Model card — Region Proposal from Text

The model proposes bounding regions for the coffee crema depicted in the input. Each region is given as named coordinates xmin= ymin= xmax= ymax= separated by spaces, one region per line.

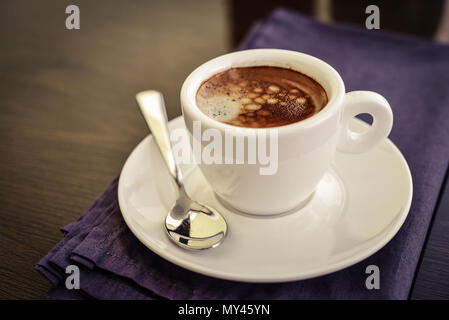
xmin=196 ymin=66 xmax=328 ymax=128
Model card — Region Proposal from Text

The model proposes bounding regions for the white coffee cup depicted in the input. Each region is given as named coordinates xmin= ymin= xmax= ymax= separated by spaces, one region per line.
xmin=181 ymin=49 xmax=393 ymax=215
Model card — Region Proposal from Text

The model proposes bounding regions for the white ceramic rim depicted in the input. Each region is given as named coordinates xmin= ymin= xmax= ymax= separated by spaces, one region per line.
xmin=118 ymin=117 xmax=413 ymax=283
xmin=180 ymin=48 xmax=346 ymax=135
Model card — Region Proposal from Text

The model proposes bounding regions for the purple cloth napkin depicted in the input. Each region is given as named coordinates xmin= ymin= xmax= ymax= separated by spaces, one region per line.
xmin=36 ymin=9 xmax=449 ymax=299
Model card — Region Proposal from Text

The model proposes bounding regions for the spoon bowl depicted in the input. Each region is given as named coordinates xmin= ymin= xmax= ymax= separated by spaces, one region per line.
xmin=165 ymin=189 xmax=227 ymax=249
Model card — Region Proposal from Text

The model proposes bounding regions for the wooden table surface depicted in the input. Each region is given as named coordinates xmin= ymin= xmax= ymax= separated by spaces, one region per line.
xmin=0 ymin=0 xmax=448 ymax=299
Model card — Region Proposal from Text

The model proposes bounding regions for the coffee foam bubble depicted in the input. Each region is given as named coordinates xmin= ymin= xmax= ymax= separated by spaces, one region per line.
xmin=196 ymin=66 xmax=328 ymax=128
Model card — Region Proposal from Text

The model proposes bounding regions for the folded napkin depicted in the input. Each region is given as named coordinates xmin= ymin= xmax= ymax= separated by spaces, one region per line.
xmin=37 ymin=8 xmax=449 ymax=299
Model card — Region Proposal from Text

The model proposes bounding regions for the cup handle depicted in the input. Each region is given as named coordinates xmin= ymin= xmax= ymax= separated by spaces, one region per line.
xmin=337 ymin=91 xmax=393 ymax=153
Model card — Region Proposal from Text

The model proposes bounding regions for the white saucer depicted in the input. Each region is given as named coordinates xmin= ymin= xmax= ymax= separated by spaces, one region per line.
xmin=118 ymin=117 xmax=412 ymax=283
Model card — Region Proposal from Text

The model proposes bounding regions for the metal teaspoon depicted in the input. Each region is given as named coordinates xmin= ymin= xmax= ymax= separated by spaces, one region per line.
xmin=136 ymin=90 xmax=227 ymax=250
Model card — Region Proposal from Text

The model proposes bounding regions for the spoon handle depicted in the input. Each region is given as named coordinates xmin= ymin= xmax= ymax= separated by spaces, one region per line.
xmin=136 ymin=90 xmax=183 ymax=190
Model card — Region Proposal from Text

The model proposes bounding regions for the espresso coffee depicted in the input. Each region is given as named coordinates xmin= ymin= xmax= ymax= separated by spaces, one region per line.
xmin=196 ymin=66 xmax=328 ymax=128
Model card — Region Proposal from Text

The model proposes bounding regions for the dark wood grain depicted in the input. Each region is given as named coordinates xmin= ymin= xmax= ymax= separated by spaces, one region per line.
xmin=411 ymin=169 xmax=449 ymax=300
xmin=0 ymin=0 xmax=229 ymax=299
